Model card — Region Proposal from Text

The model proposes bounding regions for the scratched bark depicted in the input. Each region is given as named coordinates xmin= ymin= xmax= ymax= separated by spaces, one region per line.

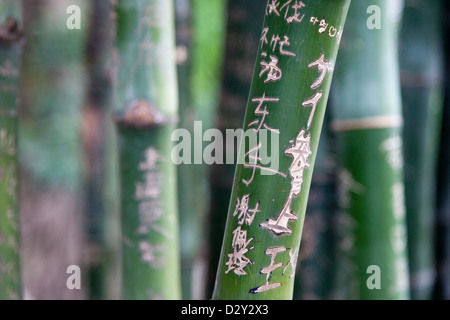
xmin=114 ymin=0 xmax=181 ymax=299
xmin=0 ymin=0 xmax=22 ymax=300
xmin=213 ymin=0 xmax=351 ymax=300
xmin=331 ymin=0 xmax=410 ymax=299
xmin=400 ymin=0 xmax=444 ymax=300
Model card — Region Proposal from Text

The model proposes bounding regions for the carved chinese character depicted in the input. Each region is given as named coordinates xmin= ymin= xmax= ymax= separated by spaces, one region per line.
xmin=243 ymin=143 xmax=286 ymax=186
xmin=279 ymin=36 xmax=296 ymax=56
xmin=308 ymin=53 xmax=334 ymax=90
xmin=266 ymin=0 xmax=280 ymax=16
xmin=260 ymin=55 xmax=282 ymax=83
xmin=260 ymin=130 xmax=311 ymax=235
xmin=139 ymin=241 xmax=167 ymax=269
xmin=225 ymin=226 xmax=255 ymax=276
xmin=250 ymin=246 xmax=286 ymax=293
xmin=302 ymin=91 xmax=323 ymax=130
xmin=286 ymin=1 xmax=305 ymax=24
xmin=248 ymin=93 xmax=280 ymax=134
xmin=233 ymin=194 xmax=261 ymax=226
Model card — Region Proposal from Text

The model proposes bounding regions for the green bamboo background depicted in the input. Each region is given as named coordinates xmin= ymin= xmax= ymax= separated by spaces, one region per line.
xmin=0 ymin=0 xmax=448 ymax=301
xmin=0 ymin=0 xmax=22 ymax=300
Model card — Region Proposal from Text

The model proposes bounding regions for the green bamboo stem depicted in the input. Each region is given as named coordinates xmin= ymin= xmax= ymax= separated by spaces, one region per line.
xmin=213 ymin=0 xmax=350 ymax=300
xmin=331 ymin=0 xmax=410 ymax=299
xmin=114 ymin=0 xmax=181 ymax=299
xmin=0 ymin=0 xmax=22 ymax=300
xmin=175 ymin=0 xmax=226 ymax=299
xmin=206 ymin=0 xmax=267 ymax=298
xmin=399 ymin=0 xmax=444 ymax=300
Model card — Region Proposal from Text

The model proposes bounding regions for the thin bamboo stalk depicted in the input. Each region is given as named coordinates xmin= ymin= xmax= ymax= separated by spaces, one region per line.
xmin=213 ymin=0 xmax=351 ymax=300
xmin=331 ymin=0 xmax=410 ymax=299
xmin=175 ymin=0 xmax=226 ymax=299
xmin=114 ymin=0 xmax=181 ymax=299
xmin=206 ymin=0 xmax=267 ymax=298
xmin=399 ymin=0 xmax=444 ymax=300
xmin=0 ymin=0 xmax=22 ymax=300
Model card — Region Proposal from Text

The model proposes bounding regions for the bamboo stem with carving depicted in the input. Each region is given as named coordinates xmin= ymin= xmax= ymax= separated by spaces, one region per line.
xmin=213 ymin=0 xmax=351 ymax=300
xmin=330 ymin=0 xmax=410 ymax=299
xmin=0 ymin=0 xmax=22 ymax=300
xmin=114 ymin=0 xmax=181 ymax=299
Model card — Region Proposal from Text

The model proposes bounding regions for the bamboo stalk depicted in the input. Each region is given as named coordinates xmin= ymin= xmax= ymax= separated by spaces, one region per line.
xmin=399 ymin=0 xmax=444 ymax=300
xmin=205 ymin=0 xmax=267 ymax=298
xmin=213 ymin=0 xmax=350 ymax=300
xmin=0 ymin=0 xmax=22 ymax=300
xmin=330 ymin=0 xmax=410 ymax=299
xmin=175 ymin=0 xmax=226 ymax=299
xmin=435 ymin=0 xmax=450 ymax=301
xmin=114 ymin=0 xmax=181 ymax=299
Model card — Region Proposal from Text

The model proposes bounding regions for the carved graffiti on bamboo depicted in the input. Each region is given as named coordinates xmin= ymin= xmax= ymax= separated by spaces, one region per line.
xmin=302 ymin=53 xmax=334 ymax=129
xmin=0 ymin=129 xmax=15 ymax=156
xmin=233 ymin=194 xmax=261 ymax=227
xmin=135 ymin=147 xmax=170 ymax=268
xmin=260 ymin=129 xmax=311 ymax=235
xmin=259 ymin=55 xmax=282 ymax=83
xmin=134 ymin=4 xmax=164 ymax=69
xmin=310 ymin=16 xmax=344 ymax=42
xmin=260 ymin=53 xmax=332 ymax=236
xmin=260 ymin=27 xmax=296 ymax=57
xmin=1 ymin=125 xmax=17 ymax=206
xmin=225 ymin=195 xmax=260 ymax=276
xmin=243 ymin=143 xmax=287 ymax=186
xmin=259 ymin=27 xmax=296 ymax=83
xmin=139 ymin=241 xmax=167 ymax=269
xmin=248 ymin=93 xmax=280 ymax=134
xmin=266 ymin=0 xmax=306 ymax=24
xmin=250 ymin=245 xmax=301 ymax=294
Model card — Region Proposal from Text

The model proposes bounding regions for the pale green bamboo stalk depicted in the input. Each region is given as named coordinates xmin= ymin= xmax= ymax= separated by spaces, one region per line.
xmin=331 ymin=0 xmax=410 ymax=299
xmin=399 ymin=0 xmax=444 ymax=300
xmin=114 ymin=0 xmax=181 ymax=299
xmin=0 ymin=0 xmax=22 ymax=300
xmin=175 ymin=0 xmax=226 ymax=299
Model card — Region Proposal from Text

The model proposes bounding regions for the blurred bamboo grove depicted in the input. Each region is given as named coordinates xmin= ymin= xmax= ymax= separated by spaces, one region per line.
xmin=0 ymin=0 xmax=448 ymax=300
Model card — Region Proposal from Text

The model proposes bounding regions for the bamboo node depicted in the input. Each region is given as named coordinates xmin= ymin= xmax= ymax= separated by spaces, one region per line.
xmin=118 ymin=99 xmax=165 ymax=127
xmin=0 ymin=17 xmax=23 ymax=47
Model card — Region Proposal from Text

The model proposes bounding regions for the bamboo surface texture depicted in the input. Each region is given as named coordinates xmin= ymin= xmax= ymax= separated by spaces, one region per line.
xmin=213 ymin=0 xmax=351 ymax=300
xmin=331 ymin=0 xmax=410 ymax=299
xmin=400 ymin=0 xmax=444 ymax=300
xmin=0 ymin=0 xmax=22 ymax=300
xmin=114 ymin=0 xmax=181 ymax=299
